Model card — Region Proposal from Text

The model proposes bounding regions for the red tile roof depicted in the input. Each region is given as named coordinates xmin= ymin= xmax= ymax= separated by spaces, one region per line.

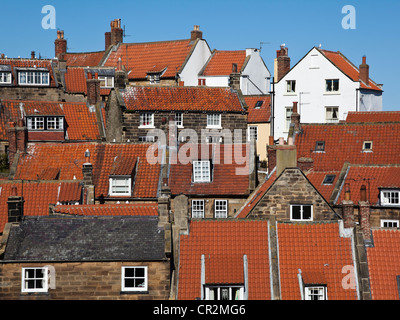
xmin=0 ymin=100 xmax=101 ymax=141
xmin=14 ymin=143 xmax=161 ymax=199
xmin=103 ymin=40 xmax=195 ymax=80
xmin=335 ymin=165 xmax=400 ymax=205
xmin=121 ymin=86 xmax=245 ymax=112
xmin=63 ymin=51 xmax=105 ymax=67
xmin=305 ymin=170 xmax=340 ymax=203
xmin=53 ymin=203 xmax=158 ymax=216
xmin=168 ymin=144 xmax=251 ymax=196
xmin=0 ymin=58 xmax=57 ymax=87
xmin=277 ymin=221 xmax=358 ymax=300
xmin=0 ymin=181 xmax=82 ymax=232
xmin=367 ymin=229 xmax=400 ymax=300
xmin=346 ymin=111 xmax=400 ymax=123
xmin=201 ymin=50 xmax=247 ymax=76
xmin=63 ymin=67 xmax=111 ymax=96
xmin=295 ymin=123 xmax=400 ymax=171
xmin=244 ymin=95 xmax=271 ymax=123
xmin=178 ymin=220 xmax=271 ymax=300
xmin=320 ymin=49 xmax=382 ymax=91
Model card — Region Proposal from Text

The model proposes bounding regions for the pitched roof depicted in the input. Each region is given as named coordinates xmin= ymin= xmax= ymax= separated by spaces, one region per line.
xmin=178 ymin=220 xmax=271 ymax=300
xmin=0 ymin=181 xmax=82 ymax=232
xmin=63 ymin=67 xmax=112 ymax=96
xmin=295 ymin=123 xmax=400 ymax=171
xmin=0 ymin=100 xmax=102 ymax=141
xmin=346 ymin=111 xmax=400 ymax=123
xmin=103 ymin=40 xmax=196 ymax=80
xmin=277 ymin=221 xmax=358 ymax=300
xmin=168 ymin=144 xmax=251 ymax=196
xmin=320 ymin=49 xmax=382 ymax=91
xmin=367 ymin=229 xmax=400 ymax=300
xmin=63 ymin=51 xmax=105 ymax=67
xmin=305 ymin=170 xmax=340 ymax=203
xmin=335 ymin=165 xmax=400 ymax=205
xmin=14 ymin=143 xmax=161 ymax=199
xmin=121 ymin=86 xmax=245 ymax=112
xmin=3 ymin=216 xmax=166 ymax=262
xmin=53 ymin=203 xmax=158 ymax=216
xmin=244 ymin=95 xmax=271 ymax=123
xmin=0 ymin=58 xmax=57 ymax=87
xmin=200 ymin=50 xmax=247 ymax=76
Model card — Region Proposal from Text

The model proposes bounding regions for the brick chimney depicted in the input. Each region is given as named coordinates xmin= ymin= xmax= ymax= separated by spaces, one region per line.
xmin=110 ymin=19 xmax=123 ymax=46
xmin=55 ymin=30 xmax=67 ymax=59
xmin=342 ymin=183 xmax=355 ymax=228
xmin=7 ymin=120 xmax=27 ymax=168
xmin=359 ymin=185 xmax=371 ymax=240
xmin=191 ymin=25 xmax=203 ymax=41
xmin=229 ymin=63 xmax=241 ymax=91
xmin=359 ymin=56 xmax=369 ymax=86
xmin=86 ymin=72 xmax=101 ymax=105
xmin=7 ymin=186 xmax=24 ymax=223
xmin=105 ymin=32 xmax=111 ymax=50
xmin=31 ymin=51 xmax=35 ymax=59
xmin=115 ymin=57 xmax=126 ymax=89
xmin=290 ymin=101 xmax=300 ymax=132
xmin=274 ymin=45 xmax=290 ymax=82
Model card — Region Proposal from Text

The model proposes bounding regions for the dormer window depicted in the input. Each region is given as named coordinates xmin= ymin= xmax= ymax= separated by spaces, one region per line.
xmin=148 ymin=73 xmax=160 ymax=85
xmin=193 ymin=160 xmax=211 ymax=182
xmin=363 ymin=141 xmax=373 ymax=152
xmin=204 ymin=286 xmax=244 ymax=300
xmin=305 ymin=286 xmax=327 ymax=300
xmin=380 ymin=189 xmax=400 ymax=206
xmin=18 ymin=70 xmax=49 ymax=86
xmin=314 ymin=141 xmax=325 ymax=152
xmin=98 ymin=76 xmax=114 ymax=88
xmin=27 ymin=116 xmax=64 ymax=131
xmin=0 ymin=71 xmax=11 ymax=84
xmin=109 ymin=177 xmax=132 ymax=196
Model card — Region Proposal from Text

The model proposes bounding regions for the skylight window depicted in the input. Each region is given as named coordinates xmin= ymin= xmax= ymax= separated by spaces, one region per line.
xmin=362 ymin=141 xmax=373 ymax=152
xmin=314 ymin=141 xmax=325 ymax=152
xmin=255 ymin=100 xmax=264 ymax=109
xmin=323 ymin=174 xmax=336 ymax=185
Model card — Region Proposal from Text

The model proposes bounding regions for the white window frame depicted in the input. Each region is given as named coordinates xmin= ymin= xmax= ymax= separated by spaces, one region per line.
xmin=362 ymin=141 xmax=373 ymax=152
xmin=290 ymin=204 xmax=313 ymax=221
xmin=149 ymin=74 xmax=160 ymax=85
xmin=175 ymin=112 xmax=183 ymax=128
xmin=248 ymin=126 xmax=258 ymax=142
xmin=0 ymin=71 xmax=12 ymax=84
xmin=18 ymin=71 xmax=49 ymax=86
xmin=204 ymin=285 xmax=244 ymax=300
xmin=207 ymin=113 xmax=221 ymax=129
xmin=326 ymin=107 xmax=339 ymax=123
xmin=21 ymin=267 xmax=49 ymax=293
xmin=98 ymin=76 xmax=114 ymax=88
xmin=286 ymin=80 xmax=296 ymax=93
xmin=138 ymin=135 xmax=155 ymax=142
xmin=285 ymin=107 xmax=293 ymax=131
xmin=381 ymin=219 xmax=399 ymax=228
xmin=47 ymin=117 xmax=64 ymax=130
xmin=214 ymin=200 xmax=228 ymax=218
xmin=305 ymin=286 xmax=327 ymax=300
xmin=121 ymin=266 xmax=148 ymax=292
xmin=193 ymin=161 xmax=211 ymax=183
xmin=192 ymin=200 xmax=205 ymax=218
xmin=109 ymin=177 xmax=132 ymax=196
xmin=381 ymin=190 xmax=400 ymax=206
xmin=325 ymin=79 xmax=339 ymax=92
xmin=27 ymin=117 xmax=45 ymax=130
xmin=139 ymin=112 xmax=154 ymax=128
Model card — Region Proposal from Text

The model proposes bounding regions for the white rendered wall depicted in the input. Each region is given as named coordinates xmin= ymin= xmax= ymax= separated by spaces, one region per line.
xmin=241 ymin=49 xmax=271 ymax=95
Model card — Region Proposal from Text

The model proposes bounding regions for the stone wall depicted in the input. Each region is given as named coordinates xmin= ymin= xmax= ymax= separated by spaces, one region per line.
xmin=0 ymin=261 xmax=170 ymax=300
xmin=249 ymin=168 xmax=337 ymax=221
xmin=0 ymin=87 xmax=86 ymax=103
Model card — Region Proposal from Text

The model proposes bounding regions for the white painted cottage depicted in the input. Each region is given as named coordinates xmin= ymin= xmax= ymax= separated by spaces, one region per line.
xmin=272 ymin=46 xmax=383 ymax=140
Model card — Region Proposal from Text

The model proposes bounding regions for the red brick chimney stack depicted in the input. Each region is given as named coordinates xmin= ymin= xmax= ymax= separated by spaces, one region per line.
xmin=274 ymin=45 xmax=290 ymax=82
xmin=191 ymin=25 xmax=203 ymax=41
xmin=86 ymin=72 xmax=100 ymax=105
xmin=359 ymin=185 xmax=371 ymax=240
xmin=359 ymin=55 xmax=369 ymax=86
xmin=55 ymin=30 xmax=67 ymax=59
xmin=290 ymin=101 xmax=300 ymax=132
xmin=110 ymin=19 xmax=123 ymax=46
xmin=342 ymin=183 xmax=355 ymax=228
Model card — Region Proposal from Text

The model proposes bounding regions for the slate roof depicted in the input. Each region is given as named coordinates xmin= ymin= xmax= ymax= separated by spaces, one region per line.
xmin=277 ymin=221 xmax=358 ymax=300
xmin=121 ymin=86 xmax=245 ymax=112
xmin=3 ymin=216 xmax=166 ymax=262
xmin=244 ymin=95 xmax=271 ymax=123
xmin=367 ymin=229 xmax=400 ymax=300
xmin=178 ymin=220 xmax=271 ymax=300
xmin=14 ymin=143 xmax=161 ymax=199
xmin=200 ymin=50 xmax=247 ymax=76
xmin=103 ymin=39 xmax=196 ymax=80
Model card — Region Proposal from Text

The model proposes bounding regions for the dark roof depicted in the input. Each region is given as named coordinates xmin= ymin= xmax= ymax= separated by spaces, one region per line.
xmin=3 ymin=216 xmax=166 ymax=262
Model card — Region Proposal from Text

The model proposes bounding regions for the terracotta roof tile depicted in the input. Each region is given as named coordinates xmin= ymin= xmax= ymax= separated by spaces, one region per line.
xmin=103 ymin=40 xmax=195 ymax=80
xmin=53 ymin=203 xmax=158 ymax=216
xmin=320 ymin=50 xmax=382 ymax=91
xmin=305 ymin=170 xmax=340 ymax=203
xmin=244 ymin=95 xmax=271 ymax=123
xmin=63 ymin=51 xmax=105 ymax=67
xmin=63 ymin=67 xmax=112 ymax=96
xmin=121 ymin=86 xmax=245 ymax=112
xmin=346 ymin=111 xmax=400 ymax=123
xmin=178 ymin=220 xmax=271 ymax=300
xmin=14 ymin=143 xmax=160 ymax=199
xmin=277 ymin=221 xmax=358 ymax=300
xmin=201 ymin=50 xmax=246 ymax=76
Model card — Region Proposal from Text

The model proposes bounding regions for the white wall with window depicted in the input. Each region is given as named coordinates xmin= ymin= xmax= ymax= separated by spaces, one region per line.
xmin=193 ymin=161 xmax=211 ymax=182
xmin=21 ymin=267 xmax=48 ymax=293
xmin=109 ymin=177 xmax=132 ymax=196
xmin=121 ymin=266 xmax=148 ymax=292
xmin=380 ymin=190 xmax=400 ymax=206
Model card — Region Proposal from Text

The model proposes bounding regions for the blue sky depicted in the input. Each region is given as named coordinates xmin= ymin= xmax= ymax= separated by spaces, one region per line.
xmin=1 ymin=0 xmax=399 ymax=111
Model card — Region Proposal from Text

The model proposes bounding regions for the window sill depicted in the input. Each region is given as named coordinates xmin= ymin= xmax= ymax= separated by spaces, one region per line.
xmin=206 ymin=126 xmax=222 ymax=130
xmin=284 ymin=93 xmax=297 ymax=96
xmin=323 ymin=92 xmax=341 ymax=95
xmin=138 ymin=125 xmax=155 ymax=129
xmin=120 ymin=290 xmax=149 ymax=295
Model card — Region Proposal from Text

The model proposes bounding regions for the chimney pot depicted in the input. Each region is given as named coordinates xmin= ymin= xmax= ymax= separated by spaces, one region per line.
xmin=344 ymin=183 xmax=351 ymax=201
xmin=31 ymin=51 xmax=35 ymax=59
xmin=292 ymin=101 xmax=298 ymax=114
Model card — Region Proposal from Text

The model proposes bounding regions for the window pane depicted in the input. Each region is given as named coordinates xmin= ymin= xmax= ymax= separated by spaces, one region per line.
xmin=303 ymin=205 xmax=312 ymax=220
xmin=135 ymin=267 xmax=145 ymax=278
xmin=125 ymin=268 xmax=135 ymax=278
xmin=292 ymin=205 xmax=301 ymax=220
